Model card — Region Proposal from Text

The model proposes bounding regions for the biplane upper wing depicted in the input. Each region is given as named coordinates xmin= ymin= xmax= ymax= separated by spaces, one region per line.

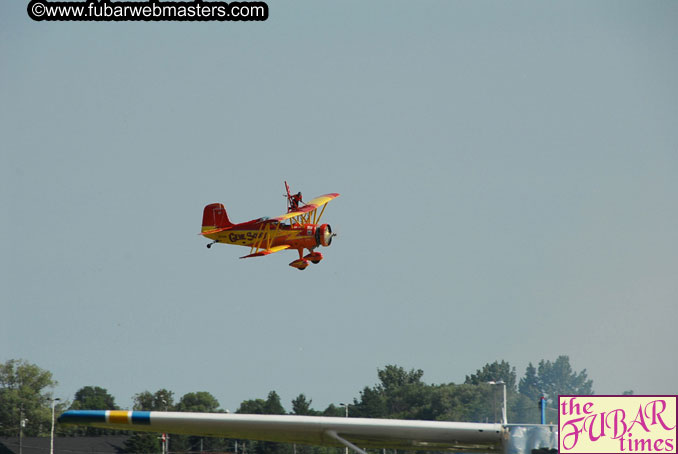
xmin=201 ymin=194 xmax=340 ymax=236
xmin=59 ymin=411 xmax=504 ymax=453
xmin=274 ymin=193 xmax=340 ymax=222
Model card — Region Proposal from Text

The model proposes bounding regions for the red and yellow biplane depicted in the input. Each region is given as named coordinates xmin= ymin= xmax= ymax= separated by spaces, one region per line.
xmin=201 ymin=182 xmax=339 ymax=270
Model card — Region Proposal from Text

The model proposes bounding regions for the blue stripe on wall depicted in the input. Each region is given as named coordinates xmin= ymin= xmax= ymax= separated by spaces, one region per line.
xmin=132 ymin=411 xmax=152 ymax=425
xmin=58 ymin=410 xmax=107 ymax=424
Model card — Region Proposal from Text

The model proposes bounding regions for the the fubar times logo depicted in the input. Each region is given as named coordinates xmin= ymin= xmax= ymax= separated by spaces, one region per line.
xmin=559 ymin=395 xmax=677 ymax=454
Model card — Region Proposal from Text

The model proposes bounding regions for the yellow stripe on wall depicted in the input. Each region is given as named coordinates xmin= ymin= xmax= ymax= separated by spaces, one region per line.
xmin=108 ymin=410 xmax=130 ymax=424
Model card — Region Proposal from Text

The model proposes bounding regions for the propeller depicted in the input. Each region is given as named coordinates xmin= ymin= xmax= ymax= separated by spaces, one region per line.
xmin=317 ymin=224 xmax=337 ymax=247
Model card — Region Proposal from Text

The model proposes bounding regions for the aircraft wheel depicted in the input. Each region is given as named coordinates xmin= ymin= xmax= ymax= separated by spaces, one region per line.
xmin=206 ymin=243 xmax=212 ymax=249
xmin=297 ymin=267 xmax=307 ymax=271
xmin=311 ymin=260 xmax=320 ymax=264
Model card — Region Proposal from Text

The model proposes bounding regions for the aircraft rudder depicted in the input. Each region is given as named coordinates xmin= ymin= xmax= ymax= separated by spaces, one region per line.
xmin=202 ymin=203 xmax=233 ymax=231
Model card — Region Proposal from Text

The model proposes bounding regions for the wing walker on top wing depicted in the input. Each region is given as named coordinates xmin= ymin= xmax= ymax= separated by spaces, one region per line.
xmin=200 ymin=182 xmax=339 ymax=270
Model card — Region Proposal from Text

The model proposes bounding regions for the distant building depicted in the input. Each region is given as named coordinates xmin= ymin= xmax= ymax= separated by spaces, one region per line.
xmin=0 ymin=437 xmax=128 ymax=454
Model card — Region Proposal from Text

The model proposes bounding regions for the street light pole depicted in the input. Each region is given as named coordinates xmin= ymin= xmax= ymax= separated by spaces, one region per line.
xmin=51 ymin=398 xmax=61 ymax=454
xmin=161 ymin=399 xmax=169 ymax=454
xmin=338 ymin=403 xmax=349 ymax=454
xmin=499 ymin=381 xmax=507 ymax=425
xmin=19 ymin=408 xmax=23 ymax=454
xmin=486 ymin=381 xmax=507 ymax=425
xmin=19 ymin=407 xmax=28 ymax=454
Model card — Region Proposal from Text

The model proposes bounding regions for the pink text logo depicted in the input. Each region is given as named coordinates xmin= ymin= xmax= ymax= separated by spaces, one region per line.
xmin=559 ymin=396 xmax=677 ymax=454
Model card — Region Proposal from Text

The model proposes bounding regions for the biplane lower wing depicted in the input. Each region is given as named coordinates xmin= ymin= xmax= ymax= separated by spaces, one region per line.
xmin=240 ymin=245 xmax=290 ymax=258
xmin=59 ymin=411 xmax=504 ymax=453
xmin=201 ymin=226 xmax=232 ymax=235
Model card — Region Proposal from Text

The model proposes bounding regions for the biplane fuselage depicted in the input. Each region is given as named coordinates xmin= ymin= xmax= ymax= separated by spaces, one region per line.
xmin=201 ymin=191 xmax=339 ymax=270
xmin=203 ymin=221 xmax=327 ymax=252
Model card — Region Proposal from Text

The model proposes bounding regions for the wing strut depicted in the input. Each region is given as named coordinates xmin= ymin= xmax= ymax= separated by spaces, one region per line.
xmin=325 ymin=431 xmax=369 ymax=454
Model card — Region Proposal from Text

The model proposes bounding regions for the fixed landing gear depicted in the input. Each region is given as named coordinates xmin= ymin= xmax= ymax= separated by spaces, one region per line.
xmin=289 ymin=258 xmax=309 ymax=270
xmin=304 ymin=251 xmax=323 ymax=264
xmin=290 ymin=251 xmax=323 ymax=269
xmin=206 ymin=240 xmax=218 ymax=249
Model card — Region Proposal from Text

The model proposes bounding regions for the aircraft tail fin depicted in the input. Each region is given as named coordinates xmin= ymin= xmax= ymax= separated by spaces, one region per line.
xmin=202 ymin=203 xmax=233 ymax=233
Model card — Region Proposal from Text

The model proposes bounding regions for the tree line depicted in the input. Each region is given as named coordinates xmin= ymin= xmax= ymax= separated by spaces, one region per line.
xmin=0 ymin=356 xmax=602 ymax=454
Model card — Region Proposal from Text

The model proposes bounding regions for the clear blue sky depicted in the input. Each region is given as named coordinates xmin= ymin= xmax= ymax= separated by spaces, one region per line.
xmin=2 ymin=1 xmax=677 ymax=413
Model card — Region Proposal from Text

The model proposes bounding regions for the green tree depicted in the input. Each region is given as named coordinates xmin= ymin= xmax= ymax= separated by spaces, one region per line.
xmin=237 ymin=392 xmax=289 ymax=454
xmin=172 ymin=392 xmax=227 ymax=453
xmin=175 ymin=392 xmax=220 ymax=413
xmin=133 ymin=389 xmax=175 ymax=411
xmin=352 ymin=365 xmax=426 ymax=419
xmin=238 ymin=398 xmax=267 ymax=414
xmin=519 ymin=356 xmax=593 ymax=405
xmin=125 ymin=389 xmax=175 ymax=454
xmin=386 ymin=380 xmax=431 ymax=419
xmin=321 ymin=403 xmax=344 ymax=417
xmin=464 ymin=360 xmax=517 ymax=391
xmin=0 ymin=359 xmax=57 ymax=436
xmin=514 ymin=363 xmax=545 ymax=423
xmin=71 ymin=386 xmax=118 ymax=410
xmin=291 ymin=394 xmax=318 ymax=416
xmin=263 ymin=391 xmax=285 ymax=415
xmin=237 ymin=391 xmax=286 ymax=415
xmin=433 ymin=384 xmax=490 ymax=422
xmin=290 ymin=395 xmax=320 ymax=454
xmin=124 ymin=432 xmax=161 ymax=454
xmin=377 ymin=365 xmax=424 ymax=391
xmin=351 ymin=386 xmax=386 ymax=418
xmin=518 ymin=363 xmax=541 ymax=401
xmin=69 ymin=386 xmax=119 ymax=435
